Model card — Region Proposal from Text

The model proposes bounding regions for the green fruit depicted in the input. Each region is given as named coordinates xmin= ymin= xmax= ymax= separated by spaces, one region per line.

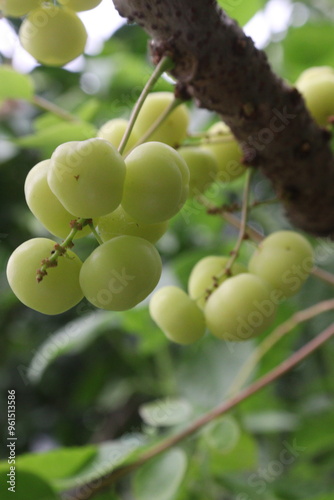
xmin=132 ymin=92 xmax=189 ymax=147
xmin=188 ymin=256 xmax=247 ymax=309
xmin=58 ymin=0 xmax=102 ymax=12
xmin=202 ymin=122 xmax=246 ymax=183
xmin=97 ymin=118 xmax=139 ymax=154
xmin=24 ymin=160 xmax=96 ymax=239
xmin=98 ymin=206 xmax=168 ymax=244
xmin=79 ymin=236 xmax=162 ymax=311
xmin=6 ymin=238 xmax=83 ymax=315
xmin=149 ymin=286 xmax=206 ymax=345
xmin=296 ymin=67 xmax=334 ymax=126
xmin=19 ymin=6 xmax=87 ymax=66
xmin=0 ymin=0 xmax=41 ymax=17
xmin=122 ymin=142 xmax=189 ymax=224
xmin=177 ymin=146 xmax=218 ymax=197
xmin=248 ymin=231 xmax=314 ymax=298
xmin=48 ymin=138 xmax=126 ymax=219
xmin=205 ymin=273 xmax=276 ymax=341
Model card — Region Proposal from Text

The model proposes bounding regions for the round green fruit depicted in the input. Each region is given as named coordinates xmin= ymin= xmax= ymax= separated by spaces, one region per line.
xmin=98 ymin=206 xmax=168 ymax=244
xmin=19 ymin=5 xmax=87 ymax=66
xmin=188 ymin=256 xmax=247 ymax=309
xmin=97 ymin=118 xmax=139 ymax=154
xmin=132 ymin=92 xmax=189 ymax=147
xmin=58 ymin=0 xmax=102 ymax=12
xmin=122 ymin=142 xmax=189 ymax=224
xmin=177 ymin=146 xmax=218 ymax=197
xmin=295 ymin=66 xmax=334 ymax=87
xmin=0 ymin=0 xmax=41 ymax=17
xmin=24 ymin=160 xmax=96 ymax=239
xmin=202 ymin=122 xmax=246 ymax=183
xmin=149 ymin=286 xmax=206 ymax=345
xmin=6 ymin=238 xmax=83 ymax=315
xmin=296 ymin=69 xmax=334 ymax=126
xmin=205 ymin=273 xmax=276 ymax=341
xmin=79 ymin=235 xmax=162 ymax=311
xmin=48 ymin=138 xmax=126 ymax=219
xmin=248 ymin=231 xmax=314 ymax=298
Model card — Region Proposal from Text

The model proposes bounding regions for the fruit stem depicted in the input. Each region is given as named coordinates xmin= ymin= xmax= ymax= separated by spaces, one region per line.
xmin=32 ymin=96 xmax=79 ymax=122
xmin=118 ymin=55 xmax=174 ymax=156
xmin=36 ymin=218 xmax=90 ymax=282
xmin=89 ymin=222 xmax=103 ymax=245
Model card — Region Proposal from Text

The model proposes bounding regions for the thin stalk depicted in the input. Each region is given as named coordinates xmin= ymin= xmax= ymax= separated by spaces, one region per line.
xmin=32 ymin=96 xmax=79 ymax=122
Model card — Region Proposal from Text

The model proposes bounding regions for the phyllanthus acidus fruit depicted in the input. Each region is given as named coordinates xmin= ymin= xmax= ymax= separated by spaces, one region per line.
xmin=6 ymin=238 xmax=83 ymax=315
xmin=0 ymin=0 xmax=41 ymax=17
xmin=204 ymin=273 xmax=277 ymax=341
xmin=98 ymin=206 xmax=168 ymax=244
xmin=248 ymin=230 xmax=314 ymax=298
xmin=202 ymin=122 xmax=246 ymax=183
xmin=295 ymin=65 xmax=334 ymax=127
xmin=48 ymin=138 xmax=126 ymax=219
xmin=58 ymin=0 xmax=102 ymax=12
xmin=97 ymin=118 xmax=140 ymax=154
xmin=188 ymin=256 xmax=247 ymax=310
xmin=122 ymin=141 xmax=189 ymax=224
xmin=24 ymin=160 xmax=97 ymax=239
xmin=19 ymin=5 xmax=87 ymax=66
xmin=132 ymin=92 xmax=189 ymax=148
xmin=79 ymin=235 xmax=162 ymax=311
xmin=177 ymin=146 xmax=219 ymax=197
xmin=149 ymin=286 xmax=206 ymax=345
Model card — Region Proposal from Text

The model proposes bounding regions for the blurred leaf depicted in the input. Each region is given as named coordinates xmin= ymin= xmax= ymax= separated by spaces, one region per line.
xmin=0 ymin=469 xmax=59 ymax=500
xmin=119 ymin=307 xmax=168 ymax=354
xmin=210 ymin=431 xmax=258 ymax=472
xmin=243 ymin=410 xmax=299 ymax=434
xmin=134 ymin=448 xmax=188 ymax=500
xmin=27 ymin=311 xmax=118 ymax=383
xmin=139 ymin=398 xmax=193 ymax=427
xmin=0 ymin=66 xmax=34 ymax=103
xmin=218 ymin=0 xmax=265 ymax=26
xmin=200 ymin=415 xmax=240 ymax=454
xmin=15 ymin=121 xmax=97 ymax=158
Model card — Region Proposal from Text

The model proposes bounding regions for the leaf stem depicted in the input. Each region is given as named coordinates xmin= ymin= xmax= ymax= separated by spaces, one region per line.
xmin=32 ymin=95 xmax=79 ymax=122
xmin=118 ymin=55 xmax=174 ymax=156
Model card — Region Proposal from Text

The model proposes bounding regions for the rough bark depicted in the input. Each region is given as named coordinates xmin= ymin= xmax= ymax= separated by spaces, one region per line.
xmin=113 ymin=0 xmax=334 ymax=238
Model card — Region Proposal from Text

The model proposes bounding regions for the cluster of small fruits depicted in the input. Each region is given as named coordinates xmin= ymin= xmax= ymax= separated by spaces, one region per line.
xmin=0 ymin=0 xmax=103 ymax=66
xmin=6 ymin=89 xmax=315 ymax=343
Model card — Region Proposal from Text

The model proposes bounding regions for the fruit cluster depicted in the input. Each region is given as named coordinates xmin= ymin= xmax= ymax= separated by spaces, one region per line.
xmin=6 ymin=89 xmax=314 ymax=343
xmin=0 ymin=0 xmax=103 ymax=66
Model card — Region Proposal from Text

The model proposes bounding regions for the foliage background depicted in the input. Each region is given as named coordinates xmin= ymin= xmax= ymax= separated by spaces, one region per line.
xmin=1 ymin=1 xmax=334 ymax=498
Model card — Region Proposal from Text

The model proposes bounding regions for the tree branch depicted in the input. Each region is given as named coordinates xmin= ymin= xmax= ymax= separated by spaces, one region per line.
xmin=112 ymin=0 xmax=334 ymax=238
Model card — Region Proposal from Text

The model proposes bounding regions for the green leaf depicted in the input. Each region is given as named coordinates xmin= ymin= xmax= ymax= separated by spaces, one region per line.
xmin=0 ymin=469 xmax=59 ymax=500
xmin=209 ymin=431 xmax=258 ymax=472
xmin=134 ymin=448 xmax=188 ymax=500
xmin=26 ymin=311 xmax=118 ymax=383
xmin=16 ymin=121 xmax=97 ymax=158
xmin=119 ymin=307 xmax=168 ymax=354
xmin=200 ymin=415 xmax=241 ymax=454
xmin=139 ymin=398 xmax=193 ymax=427
xmin=218 ymin=0 xmax=264 ymax=26
xmin=243 ymin=410 xmax=299 ymax=434
xmin=0 ymin=66 xmax=34 ymax=103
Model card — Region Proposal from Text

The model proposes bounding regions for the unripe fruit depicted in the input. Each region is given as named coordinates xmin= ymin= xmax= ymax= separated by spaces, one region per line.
xmin=132 ymin=92 xmax=189 ymax=147
xmin=79 ymin=236 xmax=162 ymax=311
xmin=48 ymin=138 xmax=126 ymax=219
xmin=6 ymin=238 xmax=83 ymax=315
xmin=296 ymin=67 xmax=334 ymax=126
xmin=205 ymin=273 xmax=276 ymax=341
xmin=178 ymin=146 xmax=218 ymax=197
xmin=0 ymin=0 xmax=41 ymax=17
xmin=202 ymin=122 xmax=246 ymax=183
xmin=97 ymin=118 xmax=139 ymax=154
xmin=24 ymin=160 xmax=96 ymax=239
xmin=58 ymin=0 xmax=102 ymax=12
xmin=19 ymin=6 xmax=87 ymax=66
xmin=98 ymin=206 xmax=168 ymax=244
xmin=149 ymin=286 xmax=206 ymax=345
xmin=122 ymin=142 xmax=189 ymax=224
xmin=248 ymin=231 xmax=314 ymax=298
xmin=188 ymin=256 xmax=247 ymax=309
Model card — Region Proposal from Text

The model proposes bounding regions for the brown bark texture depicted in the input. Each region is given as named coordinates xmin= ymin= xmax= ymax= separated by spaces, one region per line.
xmin=113 ymin=0 xmax=334 ymax=238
